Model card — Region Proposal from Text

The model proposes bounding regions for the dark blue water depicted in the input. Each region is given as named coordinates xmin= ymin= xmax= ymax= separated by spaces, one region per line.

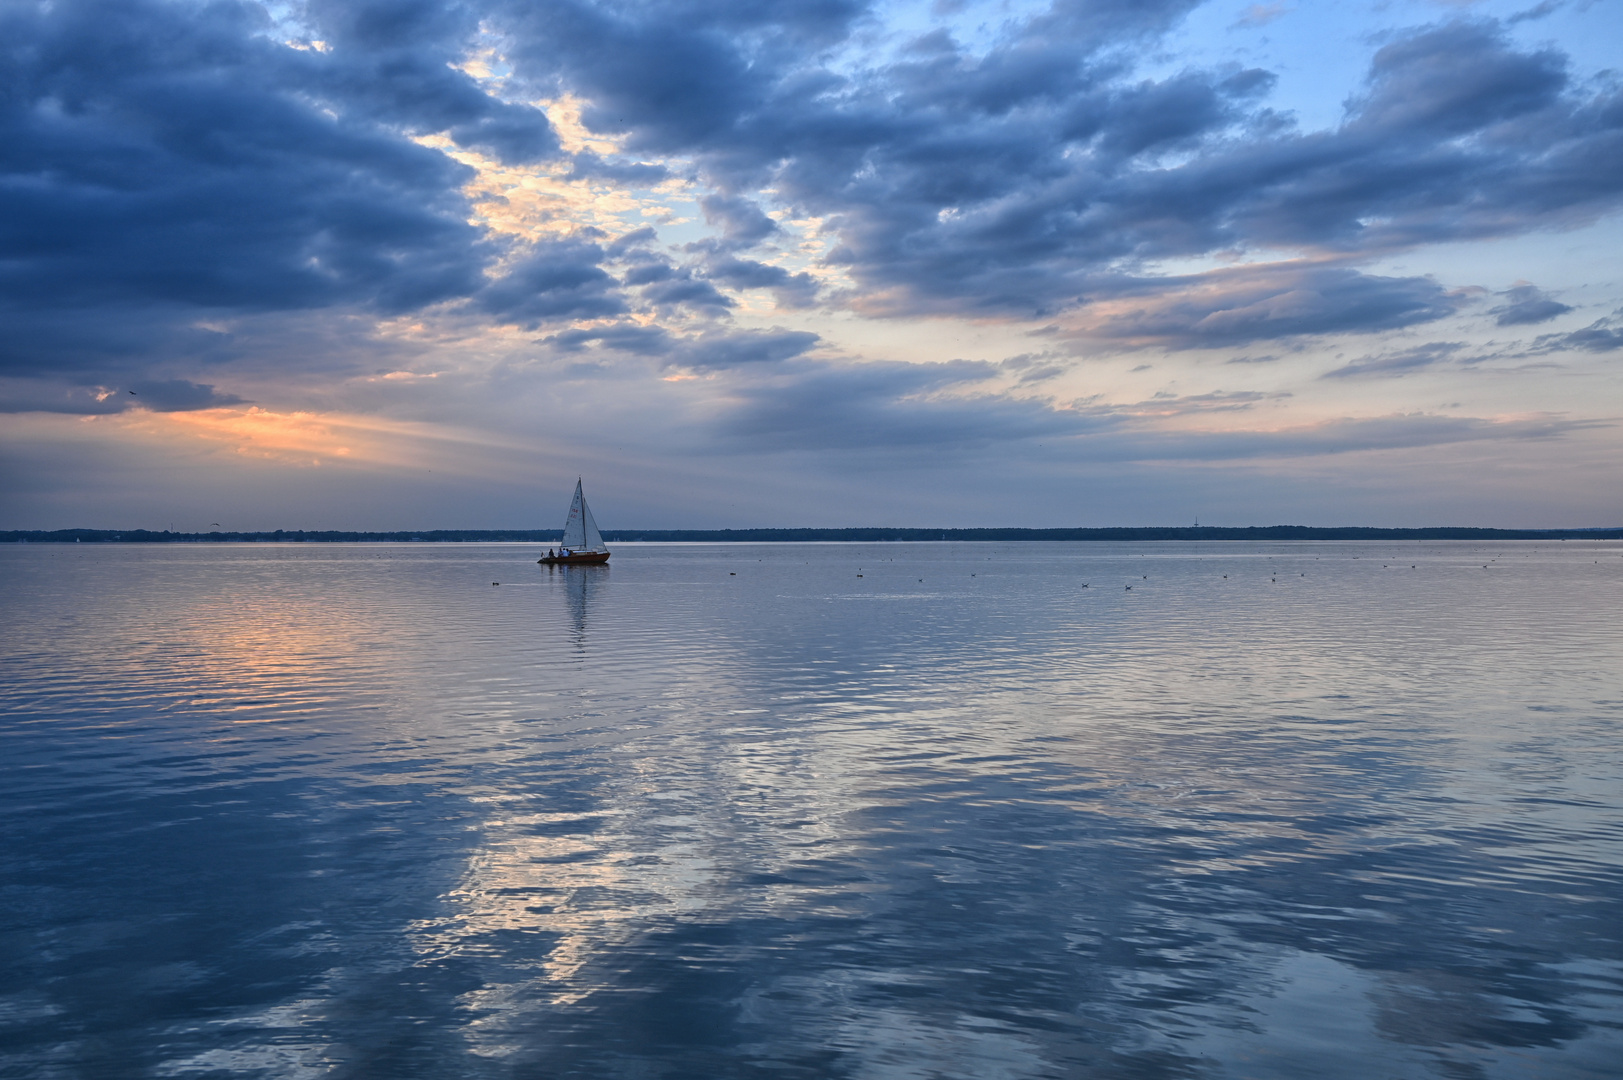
xmin=3 ymin=541 xmax=1620 ymax=1079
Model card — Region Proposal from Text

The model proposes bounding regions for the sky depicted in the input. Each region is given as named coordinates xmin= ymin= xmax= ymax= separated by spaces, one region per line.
xmin=2 ymin=0 xmax=1621 ymax=531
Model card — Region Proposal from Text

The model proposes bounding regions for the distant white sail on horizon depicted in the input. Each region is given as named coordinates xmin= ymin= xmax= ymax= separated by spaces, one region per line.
xmin=559 ymin=479 xmax=607 ymax=552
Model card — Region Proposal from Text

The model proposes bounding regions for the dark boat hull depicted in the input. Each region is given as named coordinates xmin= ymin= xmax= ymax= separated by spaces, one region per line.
xmin=538 ymin=551 xmax=611 ymax=565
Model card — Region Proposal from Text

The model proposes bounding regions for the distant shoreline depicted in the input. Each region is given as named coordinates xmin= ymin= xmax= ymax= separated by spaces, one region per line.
xmin=6 ymin=527 xmax=1622 ymax=543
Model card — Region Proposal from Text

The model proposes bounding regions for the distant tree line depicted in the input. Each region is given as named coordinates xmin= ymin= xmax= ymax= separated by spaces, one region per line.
xmin=5 ymin=526 xmax=1621 ymax=544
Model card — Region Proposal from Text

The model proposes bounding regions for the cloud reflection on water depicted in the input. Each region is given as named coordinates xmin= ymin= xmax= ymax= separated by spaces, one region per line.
xmin=1 ymin=542 xmax=1620 ymax=1077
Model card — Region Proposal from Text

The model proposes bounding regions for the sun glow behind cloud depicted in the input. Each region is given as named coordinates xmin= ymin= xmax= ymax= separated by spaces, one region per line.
xmin=104 ymin=406 xmax=542 ymax=478
xmin=423 ymin=134 xmax=673 ymax=245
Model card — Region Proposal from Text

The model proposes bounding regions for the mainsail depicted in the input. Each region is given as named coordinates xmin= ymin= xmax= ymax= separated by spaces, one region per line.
xmin=560 ymin=479 xmax=607 ymax=552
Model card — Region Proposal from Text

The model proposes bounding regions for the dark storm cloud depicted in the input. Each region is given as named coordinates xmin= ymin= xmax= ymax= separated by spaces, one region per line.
xmin=639 ymin=275 xmax=736 ymax=315
xmin=699 ymin=195 xmax=779 ymax=247
xmin=593 ymin=248 xmax=738 ymax=314
xmin=0 ymin=376 xmax=242 ymax=415
xmin=537 ymin=324 xmax=820 ymax=370
xmin=0 ymin=305 xmax=226 ymax=378
xmin=0 ymin=0 xmax=535 ymax=328
xmin=700 ymin=256 xmax=821 ymax=307
xmin=0 ymin=0 xmax=559 ymax=409
xmin=126 ymin=378 xmax=247 ymax=411
xmin=599 ymin=222 xmax=821 ymax=309
xmin=1490 ymin=285 xmax=1573 ymax=326
xmin=492 ymin=1 xmax=770 ymax=154
xmin=1345 ymin=22 xmax=1564 ymax=142
xmin=542 ymin=323 xmax=672 ymax=356
xmin=671 ymin=328 xmax=822 ymax=370
xmin=295 ymin=1 xmax=558 ymax=163
xmin=702 ymin=256 xmax=791 ymax=289
xmin=621 ymin=261 xmax=677 ymax=286
xmin=489 ymin=6 xmax=1623 ymax=335
xmin=566 ymin=153 xmax=671 ymax=185
xmin=1075 ymin=266 xmax=1464 ymax=349
xmin=476 ymin=239 xmax=626 ymax=326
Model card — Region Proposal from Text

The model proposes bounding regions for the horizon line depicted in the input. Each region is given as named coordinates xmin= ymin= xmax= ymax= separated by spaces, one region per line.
xmin=7 ymin=526 xmax=1623 ymax=543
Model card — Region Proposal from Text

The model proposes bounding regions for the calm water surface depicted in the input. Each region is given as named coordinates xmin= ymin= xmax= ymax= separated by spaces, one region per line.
xmin=2 ymin=541 xmax=1621 ymax=1079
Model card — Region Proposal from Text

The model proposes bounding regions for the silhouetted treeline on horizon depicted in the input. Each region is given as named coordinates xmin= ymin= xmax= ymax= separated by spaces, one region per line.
xmin=6 ymin=526 xmax=1622 ymax=544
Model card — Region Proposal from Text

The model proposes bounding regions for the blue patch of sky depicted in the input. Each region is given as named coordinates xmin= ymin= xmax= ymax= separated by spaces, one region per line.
xmin=1151 ymin=0 xmax=1623 ymax=135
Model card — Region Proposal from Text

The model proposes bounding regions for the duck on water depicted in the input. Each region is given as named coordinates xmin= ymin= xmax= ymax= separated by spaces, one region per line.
xmin=539 ymin=479 xmax=611 ymax=565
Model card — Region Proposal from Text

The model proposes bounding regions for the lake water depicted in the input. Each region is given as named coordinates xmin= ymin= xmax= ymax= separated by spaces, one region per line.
xmin=2 ymin=540 xmax=1621 ymax=1079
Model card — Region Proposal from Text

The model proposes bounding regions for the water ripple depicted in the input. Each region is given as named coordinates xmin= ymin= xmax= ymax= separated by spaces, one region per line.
xmin=2 ymin=541 xmax=1620 ymax=1078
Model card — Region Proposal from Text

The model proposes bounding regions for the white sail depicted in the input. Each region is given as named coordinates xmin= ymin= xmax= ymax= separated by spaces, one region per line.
xmin=581 ymin=492 xmax=604 ymax=551
xmin=559 ymin=479 xmax=608 ymax=552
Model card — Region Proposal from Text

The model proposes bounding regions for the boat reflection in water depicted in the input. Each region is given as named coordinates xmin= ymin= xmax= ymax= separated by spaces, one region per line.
xmin=539 ymin=479 xmax=610 ymax=565
xmin=548 ymin=558 xmax=603 ymax=649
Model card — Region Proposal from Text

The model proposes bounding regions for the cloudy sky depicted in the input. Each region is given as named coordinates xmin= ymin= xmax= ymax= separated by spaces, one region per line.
xmin=3 ymin=0 xmax=1621 ymax=530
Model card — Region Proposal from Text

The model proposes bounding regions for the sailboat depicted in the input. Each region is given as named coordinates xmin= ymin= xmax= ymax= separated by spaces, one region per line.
xmin=538 ymin=479 xmax=611 ymax=565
